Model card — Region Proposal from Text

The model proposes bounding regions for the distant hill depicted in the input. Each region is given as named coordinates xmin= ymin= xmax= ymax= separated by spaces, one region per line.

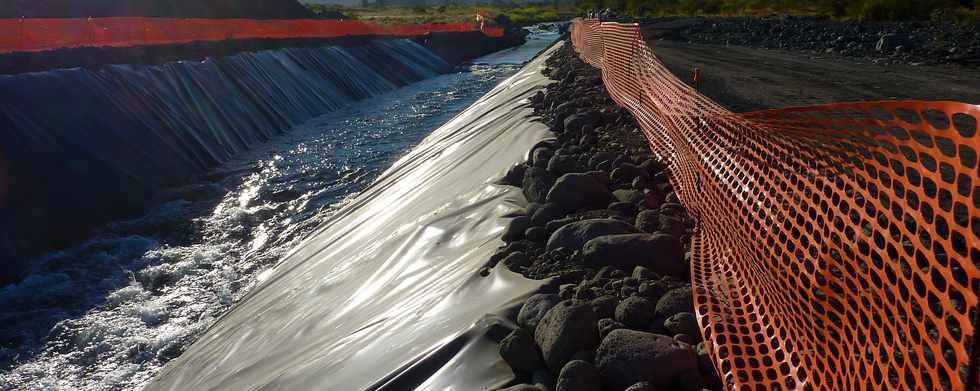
xmin=0 ymin=0 xmax=316 ymax=19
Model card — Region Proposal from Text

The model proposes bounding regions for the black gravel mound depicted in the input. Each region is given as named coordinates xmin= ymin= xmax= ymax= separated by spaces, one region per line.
xmin=642 ymin=16 xmax=980 ymax=68
xmin=0 ymin=0 xmax=316 ymax=19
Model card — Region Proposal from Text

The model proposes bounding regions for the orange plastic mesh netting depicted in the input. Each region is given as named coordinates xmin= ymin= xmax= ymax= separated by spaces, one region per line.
xmin=570 ymin=18 xmax=979 ymax=390
xmin=0 ymin=17 xmax=505 ymax=54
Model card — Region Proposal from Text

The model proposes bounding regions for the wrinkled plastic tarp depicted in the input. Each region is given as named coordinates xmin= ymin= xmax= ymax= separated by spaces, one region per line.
xmin=147 ymin=42 xmax=562 ymax=391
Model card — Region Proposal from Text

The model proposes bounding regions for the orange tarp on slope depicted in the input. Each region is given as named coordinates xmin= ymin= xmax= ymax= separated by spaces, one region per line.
xmin=0 ymin=17 xmax=505 ymax=53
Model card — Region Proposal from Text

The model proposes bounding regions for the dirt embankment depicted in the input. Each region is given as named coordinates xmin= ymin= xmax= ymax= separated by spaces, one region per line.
xmin=0 ymin=0 xmax=316 ymax=19
xmin=639 ymin=17 xmax=980 ymax=112
xmin=489 ymin=41 xmax=719 ymax=391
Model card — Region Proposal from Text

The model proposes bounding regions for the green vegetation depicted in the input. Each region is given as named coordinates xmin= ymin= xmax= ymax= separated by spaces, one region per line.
xmin=575 ymin=0 xmax=980 ymax=21
xmin=302 ymin=3 xmax=572 ymax=25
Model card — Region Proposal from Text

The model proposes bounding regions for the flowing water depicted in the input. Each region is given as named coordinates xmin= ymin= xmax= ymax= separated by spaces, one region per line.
xmin=0 ymin=26 xmax=559 ymax=390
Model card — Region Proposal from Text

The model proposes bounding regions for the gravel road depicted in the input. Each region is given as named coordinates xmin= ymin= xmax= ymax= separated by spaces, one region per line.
xmin=650 ymin=39 xmax=980 ymax=112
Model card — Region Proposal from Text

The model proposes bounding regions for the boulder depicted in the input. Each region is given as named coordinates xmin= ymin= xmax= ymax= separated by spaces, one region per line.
xmin=588 ymin=152 xmax=618 ymax=169
xmin=610 ymin=163 xmax=645 ymax=183
xmin=503 ymin=252 xmax=531 ymax=270
xmin=534 ymin=300 xmax=600 ymax=372
xmin=556 ymin=360 xmax=601 ymax=391
xmin=876 ymin=33 xmax=912 ymax=52
xmin=503 ymin=216 xmax=530 ymax=241
xmin=635 ymin=210 xmax=660 ymax=233
xmin=523 ymin=167 xmax=556 ymax=204
xmin=563 ymin=110 xmax=602 ymax=133
xmin=546 ymin=219 xmax=638 ymax=252
xmin=525 ymin=226 xmax=548 ymax=242
xmin=608 ymin=202 xmax=639 ymax=218
xmin=673 ymin=333 xmax=697 ymax=345
xmin=518 ymin=294 xmax=561 ymax=330
xmin=500 ymin=328 xmax=542 ymax=372
xmin=597 ymin=318 xmax=625 ymax=340
xmin=656 ymin=287 xmax=694 ymax=318
xmin=658 ymin=214 xmax=687 ymax=237
xmin=581 ymin=233 xmax=684 ymax=277
xmin=503 ymin=164 xmax=527 ymax=187
xmin=532 ymin=147 xmax=555 ymax=168
xmin=590 ymin=295 xmax=619 ymax=319
xmin=664 ymin=312 xmax=700 ymax=338
xmin=612 ymin=189 xmax=644 ymax=204
xmin=614 ymin=296 xmax=656 ymax=329
xmin=533 ymin=368 xmax=557 ymax=390
xmin=696 ymin=342 xmax=714 ymax=374
xmin=548 ymin=154 xmax=583 ymax=176
xmin=546 ymin=173 xmax=612 ymax=211
xmin=531 ymin=203 xmax=565 ymax=226
xmin=632 ymin=266 xmax=654 ymax=280
xmin=595 ymin=329 xmax=698 ymax=391
xmin=624 ymin=382 xmax=657 ymax=391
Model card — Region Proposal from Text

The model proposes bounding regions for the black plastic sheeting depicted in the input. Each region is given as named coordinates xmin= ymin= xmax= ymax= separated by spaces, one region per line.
xmin=146 ymin=42 xmax=562 ymax=391
xmin=0 ymin=40 xmax=451 ymax=283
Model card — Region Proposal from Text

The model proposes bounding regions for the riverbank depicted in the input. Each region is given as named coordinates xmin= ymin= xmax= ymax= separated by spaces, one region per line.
xmin=490 ymin=39 xmax=719 ymax=391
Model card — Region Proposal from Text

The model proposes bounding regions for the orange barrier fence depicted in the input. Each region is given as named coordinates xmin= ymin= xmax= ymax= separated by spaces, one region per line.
xmin=0 ymin=17 xmax=505 ymax=54
xmin=570 ymin=18 xmax=979 ymax=390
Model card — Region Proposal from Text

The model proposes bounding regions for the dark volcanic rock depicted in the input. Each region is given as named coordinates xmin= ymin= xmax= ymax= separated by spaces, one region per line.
xmin=597 ymin=318 xmax=625 ymax=340
xmin=518 ymin=293 xmax=561 ymax=331
xmin=503 ymin=252 xmax=531 ymax=270
xmin=656 ymin=287 xmax=694 ymax=318
xmin=664 ymin=312 xmax=700 ymax=338
xmin=531 ymin=202 xmax=565 ymax=226
xmin=503 ymin=216 xmax=530 ymax=241
xmin=614 ymin=296 xmax=656 ymax=329
xmin=610 ymin=163 xmax=645 ymax=183
xmin=546 ymin=219 xmax=639 ymax=252
xmin=532 ymin=147 xmax=555 ymax=168
xmin=523 ymin=167 xmax=556 ymax=203
xmin=624 ymin=382 xmax=657 ymax=391
xmin=590 ymin=295 xmax=619 ymax=320
xmin=500 ymin=328 xmax=542 ymax=372
xmin=595 ymin=329 xmax=698 ymax=391
xmin=876 ymin=33 xmax=912 ymax=52
xmin=556 ymin=360 xmax=601 ymax=391
xmin=548 ymin=154 xmax=583 ymax=176
xmin=608 ymin=201 xmax=639 ymax=218
xmin=563 ymin=110 xmax=602 ymax=133
xmin=581 ymin=233 xmax=684 ymax=277
xmin=534 ymin=300 xmax=600 ymax=372
xmin=635 ymin=210 xmax=660 ymax=233
xmin=526 ymin=226 xmax=548 ymax=242
xmin=546 ymin=173 xmax=612 ymax=211
xmin=503 ymin=163 xmax=528 ymax=187
xmin=612 ymin=189 xmax=644 ymax=204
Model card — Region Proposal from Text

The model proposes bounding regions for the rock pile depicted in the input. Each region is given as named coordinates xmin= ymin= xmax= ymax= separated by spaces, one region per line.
xmin=491 ymin=41 xmax=720 ymax=391
xmin=642 ymin=16 xmax=980 ymax=68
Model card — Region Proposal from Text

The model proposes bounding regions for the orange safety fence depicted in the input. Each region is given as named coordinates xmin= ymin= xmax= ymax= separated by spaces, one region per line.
xmin=570 ymin=18 xmax=980 ymax=390
xmin=0 ymin=17 xmax=505 ymax=54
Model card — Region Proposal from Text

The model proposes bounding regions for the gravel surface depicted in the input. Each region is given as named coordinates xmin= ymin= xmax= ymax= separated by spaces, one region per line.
xmin=642 ymin=16 xmax=980 ymax=68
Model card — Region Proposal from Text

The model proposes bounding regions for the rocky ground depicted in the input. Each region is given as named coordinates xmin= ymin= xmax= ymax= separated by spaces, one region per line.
xmin=642 ymin=16 xmax=980 ymax=68
xmin=487 ymin=41 xmax=720 ymax=391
